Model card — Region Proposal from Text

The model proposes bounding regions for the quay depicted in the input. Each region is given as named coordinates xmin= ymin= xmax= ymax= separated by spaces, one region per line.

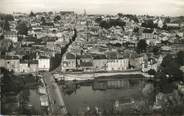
xmin=61 ymin=70 xmax=152 ymax=81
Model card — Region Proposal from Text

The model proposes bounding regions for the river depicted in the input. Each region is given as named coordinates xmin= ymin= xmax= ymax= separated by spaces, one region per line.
xmin=62 ymin=77 xmax=145 ymax=114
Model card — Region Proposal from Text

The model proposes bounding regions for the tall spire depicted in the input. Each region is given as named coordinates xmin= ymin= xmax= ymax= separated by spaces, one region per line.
xmin=84 ymin=9 xmax=86 ymax=16
xmin=84 ymin=9 xmax=89 ymax=42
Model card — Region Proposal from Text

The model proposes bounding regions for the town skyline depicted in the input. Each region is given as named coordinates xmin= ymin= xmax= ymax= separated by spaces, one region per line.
xmin=1 ymin=0 xmax=184 ymax=115
xmin=0 ymin=0 xmax=184 ymax=16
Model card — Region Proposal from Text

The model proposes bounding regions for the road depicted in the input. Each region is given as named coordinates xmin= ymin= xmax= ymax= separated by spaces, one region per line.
xmin=8 ymin=28 xmax=76 ymax=115
xmin=43 ymin=72 xmax=67 ymax=115
xmin=40 ymin=28 xmax=77 ymax=115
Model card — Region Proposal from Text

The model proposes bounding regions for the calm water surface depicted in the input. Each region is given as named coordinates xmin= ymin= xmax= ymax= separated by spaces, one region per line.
xmin=29 ymin=89 xmax=41 ymax=113
xmin=63 ymin=78 xmax=145 ymax=114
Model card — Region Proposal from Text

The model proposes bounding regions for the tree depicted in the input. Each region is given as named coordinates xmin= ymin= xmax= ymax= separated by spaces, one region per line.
xmin=0 ymin=14 xmax=14 ymax=21
xmin=160 ymin=54 xmax=183 ymax=82
xmin=133 ymin=27 xmax=139 ymax=33
xmin=163 ymin=24 xmax=168 ymax=30
xmin=41 ymin=17 xmax=46 ymax=25
xmin=148 ymin=69 xmax=156 ymax=75
xmin=98 ymin=19 xmax=126 ymax=30
xmin=155 ymin=53 xmax=184 ymax=93
xmin=0 ymin=39 xmax=13 ymax=52
xmin=176 ymin=51 xmax=184 ymax=66
xmin=163 ymin=17 xmax=171 ymax=25
xmin=16 ymin=21 xmax=28 ymax=35
xmin=162 ymin=61 xmax=183 ymax=81
xmin=0 ymin=35 xmax=4 ymax=40
xmin=95 ymin=17 xmax=102 ymax=23
xmin=123 ymin=14 xmax=139 ymax=23
xmin=161 ymin=54 xmax=173 ymax=67
xmin=4 ymin=19 xmax=10 ymax=31
xmin=155 ymin=75 xmax=175 ymax=93
xmin=141 ymin=20 xmax=156 ymax=28
xmin=48 ymin=11 xmax=53 ymax=16
xmin=1 ymin=67 xmax=24 ymax=94
xmin=152 ymin=46 xmax=160 ymax=55
xmin=136 ymin=39 xmax=147 ymax=53
xmin=5 ymin=14 xmax=14 ymax=21
xmin=54 ymin=15 xmax=61 ymax=22
xmin=117 ymin=13 xmax=123 ymax=17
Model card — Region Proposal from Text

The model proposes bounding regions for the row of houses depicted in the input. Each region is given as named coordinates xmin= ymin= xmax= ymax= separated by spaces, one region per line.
xmin=61 ymin=52 xmax=146 ymax=72
xmin=0 ymin=56 xmax=50 ymax=73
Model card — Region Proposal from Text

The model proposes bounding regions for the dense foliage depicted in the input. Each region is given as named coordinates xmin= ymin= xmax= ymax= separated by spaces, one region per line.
xmin=95 ymin=17 xmax=126 ymax=30
xmin=16 ymin=21 xmax=28 ymax=35
xmin=155 ymin=51 xmax=184 ymax=93
xmin=136 ymin=39 xmax=147 ymax=53
xmin=0 ymin=14 xmax=14 ymax=21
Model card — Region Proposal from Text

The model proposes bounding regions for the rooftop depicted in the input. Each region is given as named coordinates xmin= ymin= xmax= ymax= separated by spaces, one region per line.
xmin=5 ymin=56 xmax=19 ymax=60
xmin=106 ymin=51 xmax=118 ymax=59
xmin=78 ymin=54 xmax=93 ymax=59
xmin=92 ymin=54 xmax=107 ymax=59
xmin=4 ymin=31 xmax=17 ymax=35
xmin=66 ymin=53 xmax=76 ymax=59
xmin=143 ymin=29 xmax=154 ymax=33
xmin=39 ymin=56 xmax=50 ymax=59
xmin=79 ymin=61 xmax=93 ymax=67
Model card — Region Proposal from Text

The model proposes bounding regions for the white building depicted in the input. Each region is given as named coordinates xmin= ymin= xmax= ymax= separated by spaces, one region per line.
xmin=142 ymin=55 xmax=163 ymax=72
xmin=0 ymin=59 xmax=6 ymax=68
xmin=19 ymin=62 xmax=29 ymax=73
xmin=4 ymin=56 xmax=20 ymax=72
xmin=40 ymin=95 xmax=49 ymax=107
xmin=29 ymin=61 xmax=39 ymax=73
xmin=38 ymin=57 xmax=50 ymax=71
xmin=38 ymin=86 xmax=47 ymax=95
xmin=130 ymin=56 xmax=145 ymax=69
xmin=61 ymin=52 xmax=76 ymax=72
xmin=142 ymin=29 xmax=157 ymax=39
xmin=157 ymin=19 xmax=164 ymax=28
xmin=4 ymin=31 xmax=18 ymax=43
xmin=106 ymin=58 xmax=129 ymax=71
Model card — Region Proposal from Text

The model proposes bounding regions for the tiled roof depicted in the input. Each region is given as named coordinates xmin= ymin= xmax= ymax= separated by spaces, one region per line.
xmin=20 ymin=60 xmax=38 ymax=64
xmin=79 ymin=61 xmax=93 ymax=67
xmin=143 ymin=29 xmax=153 ymax=33
xmin=66 ymin=53 xmax=76 ymax=59
xmin=106 ymin=51 xmax=118 ymax=59
xmin=29 ymin=60 xmax=38 ymax=64
xmin=4 ymin=31 xmax=17 ymax=35
xmin=5 ymin=56 xmax=19 ymax=60
xmin=39 ymin=56 xmax=50 ymax=59
xmin=92 ymin=54 xmax=107 ymax=59
xmin=78 ymin=54 xmax=92 ymax=59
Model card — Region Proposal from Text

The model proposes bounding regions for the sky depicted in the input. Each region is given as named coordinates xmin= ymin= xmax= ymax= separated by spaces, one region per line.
xmin=0 ymin=0 xmax=184 ymax=16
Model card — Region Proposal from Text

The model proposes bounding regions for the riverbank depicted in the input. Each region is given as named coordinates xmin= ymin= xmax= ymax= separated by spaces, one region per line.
xmin=59 ymin=71 xmax=151 ymax=81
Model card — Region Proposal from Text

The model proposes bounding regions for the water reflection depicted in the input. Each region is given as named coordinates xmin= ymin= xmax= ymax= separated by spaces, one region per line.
xmin=29 ymin=89 xmax=41 ymax=114
xmin=92 ymin=79 xmax=142 ymax=90
xmin=62 ymin=78 xmax=145 ymax=114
